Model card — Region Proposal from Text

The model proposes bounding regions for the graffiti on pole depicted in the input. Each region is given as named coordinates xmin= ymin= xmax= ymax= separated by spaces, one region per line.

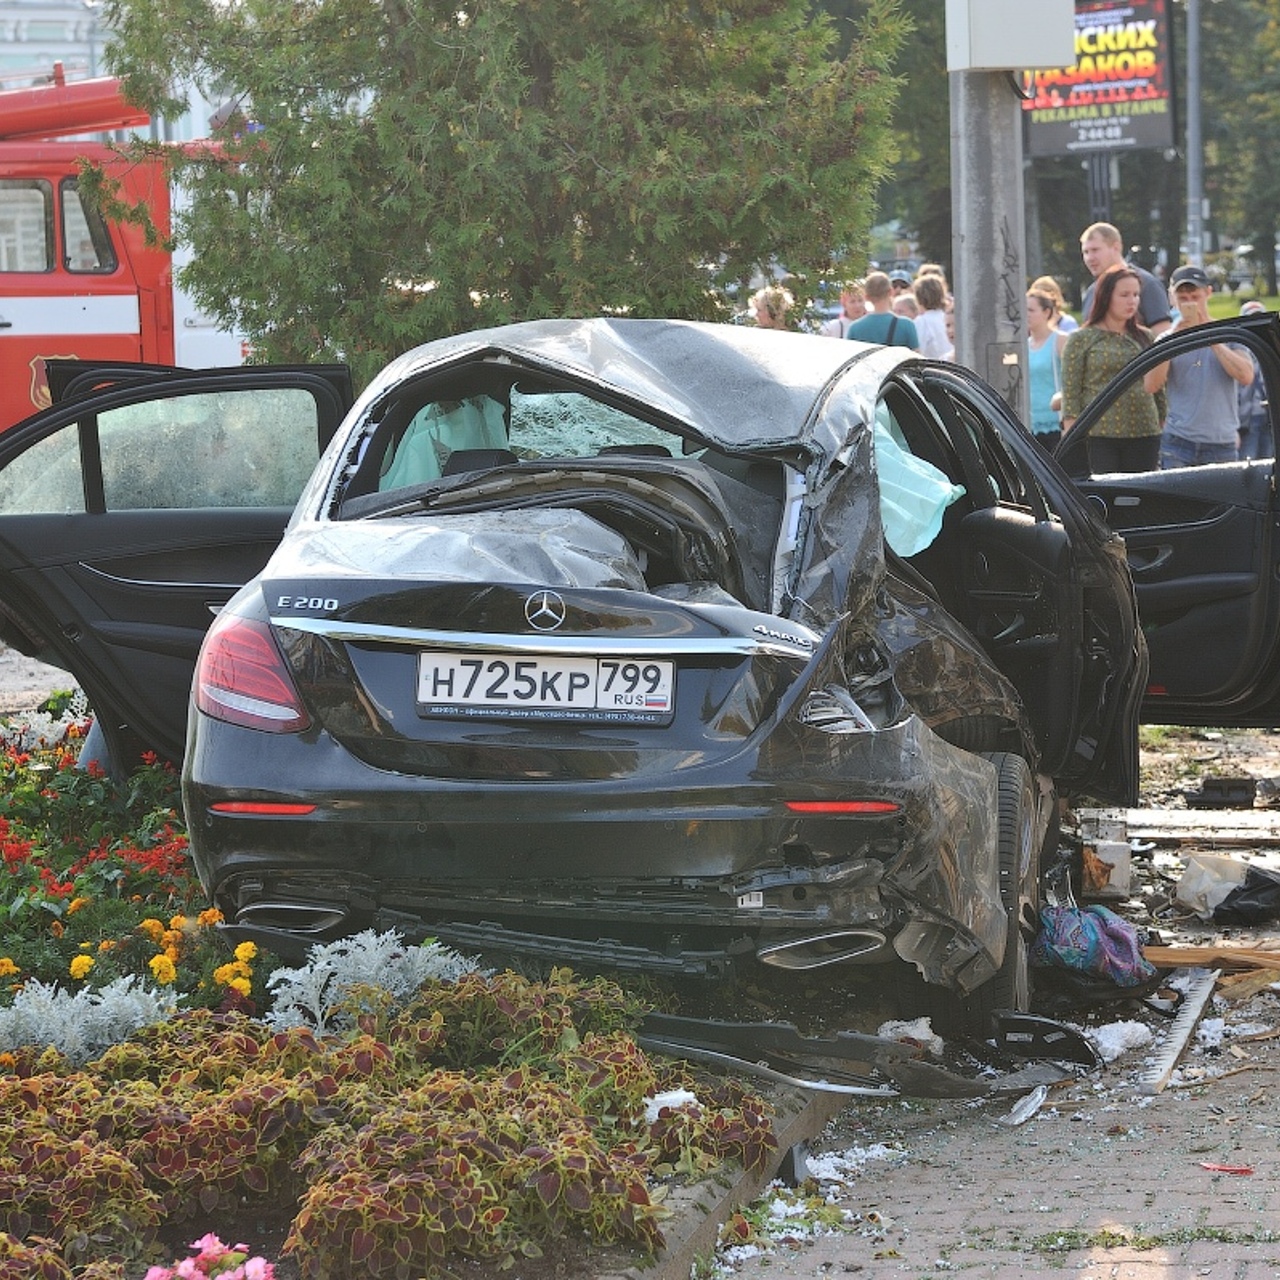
xmin=1021 ymin=0 xmax=1175 ymax=157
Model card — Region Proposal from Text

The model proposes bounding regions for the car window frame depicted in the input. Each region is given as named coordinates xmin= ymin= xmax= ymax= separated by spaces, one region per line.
xmin=1057 ymin=317 xmax=1279 ymax=478
xmin=908 ymin=365 xmax=1055 ymax=523
xmin=0 ymin=366 xmax=354 ymax=516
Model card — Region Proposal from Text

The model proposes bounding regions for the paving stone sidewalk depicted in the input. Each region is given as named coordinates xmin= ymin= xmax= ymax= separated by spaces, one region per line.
xmin=718 ymin=1023 xmax=1280 ymax=1280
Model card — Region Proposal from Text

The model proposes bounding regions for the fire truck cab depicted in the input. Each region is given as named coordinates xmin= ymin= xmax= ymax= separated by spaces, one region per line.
xmin=0 ymin=63 xmax=240 ymax=431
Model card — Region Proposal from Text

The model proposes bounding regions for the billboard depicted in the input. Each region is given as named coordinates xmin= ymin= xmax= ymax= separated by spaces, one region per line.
xmin=1021 ymin=0 xmax=1175 ymax=157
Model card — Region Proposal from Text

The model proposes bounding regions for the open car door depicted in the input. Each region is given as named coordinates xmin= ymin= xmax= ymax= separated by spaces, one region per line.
xmin=0 ymin=362 xmax=353 ymax=766
xmin=877 ymin=361 xmax=1145 ymax=801
xmin=1056 ymin=311 xmax=1280 ymax=726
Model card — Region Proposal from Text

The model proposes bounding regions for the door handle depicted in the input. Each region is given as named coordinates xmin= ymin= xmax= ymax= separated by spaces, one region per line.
xmin=0 ymin=318 xmax=12 ymax=329
xmin=1128 ymin=546 xmax=1172 ymax=574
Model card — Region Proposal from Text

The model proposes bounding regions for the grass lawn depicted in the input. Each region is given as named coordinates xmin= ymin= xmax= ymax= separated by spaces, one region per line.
xmin=1060 ymin=293 xmax=1277 ymax=328
xmin=1208 ymin=292 xmax=1278 ymax=318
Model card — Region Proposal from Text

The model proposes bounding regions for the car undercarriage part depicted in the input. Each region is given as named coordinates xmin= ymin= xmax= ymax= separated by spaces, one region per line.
xmin=635 ymin=1011 xmax=1095 ymax=1099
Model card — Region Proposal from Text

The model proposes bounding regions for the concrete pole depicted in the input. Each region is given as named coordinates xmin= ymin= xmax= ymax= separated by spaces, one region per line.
xmin=950 ymin=69 xmax=1029 ymax=425
xmin=1024 ymin=158 xmax=1043 ymax=281
xmin=1185 ymin=0 xmax=1204 ymax=266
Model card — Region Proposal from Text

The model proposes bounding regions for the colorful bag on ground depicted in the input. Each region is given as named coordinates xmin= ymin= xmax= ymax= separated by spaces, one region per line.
xmin=1030 ymin=904 xmax=1157 ymax=988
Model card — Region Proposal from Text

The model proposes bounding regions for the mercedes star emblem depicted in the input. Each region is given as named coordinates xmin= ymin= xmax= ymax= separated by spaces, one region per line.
xmin=525 ymin=589 xmax=567 ymax=631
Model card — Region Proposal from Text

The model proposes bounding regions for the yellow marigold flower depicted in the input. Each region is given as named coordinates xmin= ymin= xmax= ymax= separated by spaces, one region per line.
xmin=97 ymin=940 xmax=115 ymax=953
xmin=69 ymin=955 xmax=95 ymax=980
xmin=169 ymin=914 xmax=188 ymax=932
xmin=0 ymin=958 xmax=19 ymax=978
xmin=79 ymin=942 xmax=93 ymax=951
xmin=229 ymin=977 xmax=252 ymax=997
xmin=164 ymin=945 xmax=180 ymax=964
xmin=162 ymin=929 xmax=183 ymax=951
xmin=148 ymin=954 xmax=177 ymax=985
xmin=233 ymin=941 xmax=258 ymax=964
xmin=213 ymin=962 xmax=239 ymax=986
xmin=198 ymin=908 xmax=224 ymax=927
xmin=139 ymin=918 xmax=165 ymax=943
xmin=0 ymin=1051 xmax=16 ymax=1071
xmin=67 ymin=897 xmax=91 ymax=915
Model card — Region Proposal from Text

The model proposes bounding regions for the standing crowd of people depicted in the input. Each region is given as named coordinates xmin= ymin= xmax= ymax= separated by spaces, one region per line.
xmin=748 ymin=220 xmax=1269 ymax=473
xmin=753 ymin=261 xmax=955 ymax=359
xmin=1036 ymin=221 xmax=1266 ymax=472
xmin=747 ymin=217 xmax=1264 ymax=473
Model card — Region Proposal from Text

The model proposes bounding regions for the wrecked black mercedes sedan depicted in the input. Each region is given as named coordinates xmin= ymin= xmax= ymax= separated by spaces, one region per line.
xmin=164 ymin=319 xmax=1144 ymax=1026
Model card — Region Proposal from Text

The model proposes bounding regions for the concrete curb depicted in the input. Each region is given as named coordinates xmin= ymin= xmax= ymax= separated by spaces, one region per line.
xmin=601 ymin=1086 xmax=851 ymax=1280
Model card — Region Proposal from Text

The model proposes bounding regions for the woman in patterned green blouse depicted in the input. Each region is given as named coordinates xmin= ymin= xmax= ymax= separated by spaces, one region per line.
xmin=1060 ymin=264 xmax=1161 ymax=474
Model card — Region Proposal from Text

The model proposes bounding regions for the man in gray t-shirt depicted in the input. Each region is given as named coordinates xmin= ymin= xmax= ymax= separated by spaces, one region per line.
xmin=1146 ymin=265 xmax=1254 ymax=468
xmin=1079 ymin=221 xmax=1171 ymax=334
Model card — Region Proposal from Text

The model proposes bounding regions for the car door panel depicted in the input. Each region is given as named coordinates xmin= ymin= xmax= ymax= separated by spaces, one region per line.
xmin=1058 ymin=316 xmax=1280 ymax=722
xmin=0 ymin=508 xmax=285 ymax=653
xmin=1073 ymin=462 xmax=1277 ymax=706
xmin=0 ymin=366 xmax=353 ymax=763
xmin=950 ymin=503 xmax=1083 ymax=776
xmin=886 ymin=369 xmax=1131 ymax=793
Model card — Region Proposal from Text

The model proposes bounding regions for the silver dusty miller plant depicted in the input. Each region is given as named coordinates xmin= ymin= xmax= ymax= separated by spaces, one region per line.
xmin=0 ymin=975 xmax=181 ymax=1066
xmin=0 ymin=687 xmax=90 ymax=753
xmin=264 ymin=929 xmax=483 ymax=1034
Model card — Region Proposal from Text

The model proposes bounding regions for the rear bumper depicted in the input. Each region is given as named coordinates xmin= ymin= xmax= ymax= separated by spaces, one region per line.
xmin=185 ymin=709 xmax=1004 ymax=988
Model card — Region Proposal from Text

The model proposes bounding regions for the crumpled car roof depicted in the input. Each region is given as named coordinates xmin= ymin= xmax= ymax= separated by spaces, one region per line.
xmin=351 ymin=317 xmax=915 ymax=457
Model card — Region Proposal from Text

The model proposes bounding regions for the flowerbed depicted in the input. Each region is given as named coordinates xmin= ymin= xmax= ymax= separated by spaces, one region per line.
xmin=0 ymin=706 xmax=779 ymax=1279
xmin=0 ymin=706 xmax=250 ymax=1021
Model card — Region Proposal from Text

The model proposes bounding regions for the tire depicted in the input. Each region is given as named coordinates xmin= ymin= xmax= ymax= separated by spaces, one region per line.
xmin=902 ymin=752 xmax=1040 ymax=1038
xmin=976 ymin=752 xmax=1040 ymax=1019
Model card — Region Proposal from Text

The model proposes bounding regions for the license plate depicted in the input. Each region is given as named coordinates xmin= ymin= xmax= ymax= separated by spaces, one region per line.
xmin=416 ymin=652 xmax=675 ymax=722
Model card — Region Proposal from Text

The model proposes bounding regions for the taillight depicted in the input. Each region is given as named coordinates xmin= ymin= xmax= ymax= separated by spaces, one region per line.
xmin=210 ymin=802 xmax=316 ymax=815
xmin=784 ymin=800 xmax=900 ymax=815
xmin=195 ymin=614 xmax=310 ymax=733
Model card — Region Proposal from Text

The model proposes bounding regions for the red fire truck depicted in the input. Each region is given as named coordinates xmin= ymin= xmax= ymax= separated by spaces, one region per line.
xmin=0 ymin=62 xmax=242 ymax=431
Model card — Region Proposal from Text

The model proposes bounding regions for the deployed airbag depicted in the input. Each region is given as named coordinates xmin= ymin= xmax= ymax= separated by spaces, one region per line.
xmin=873 ymin=415 xmax=965 ymax=558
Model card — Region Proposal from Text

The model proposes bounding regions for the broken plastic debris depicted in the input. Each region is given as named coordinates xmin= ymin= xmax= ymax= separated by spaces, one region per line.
xmin=1085 ymin=1018 xmax=1154 ymax=1063
xmin=997 ymin=1083 xmax=1048 ymax=1127
xmin=1199 ymin=1162 xmax=1254 ymax=1175
xmin=876 ymin=1016 xmax=943 ymax=1058
xmin=1174 ymin=853 xmax=1249 ymax=920
xmin=643 ymin=1088 xmax=700 ymax=1124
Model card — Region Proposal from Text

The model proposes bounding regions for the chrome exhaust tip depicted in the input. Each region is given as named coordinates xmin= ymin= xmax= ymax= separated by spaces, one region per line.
xmin=757 ymin=929 xmax=889 ymax=970
xmin=234 ymin=900 xmax=349 ymax=935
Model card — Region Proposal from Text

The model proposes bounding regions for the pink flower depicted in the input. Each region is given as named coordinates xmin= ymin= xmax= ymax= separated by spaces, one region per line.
xmin=147 ymin=1234 xmax=273 ymax=1280
xmin=191 ymin=1233 xmax=228 ymax=1259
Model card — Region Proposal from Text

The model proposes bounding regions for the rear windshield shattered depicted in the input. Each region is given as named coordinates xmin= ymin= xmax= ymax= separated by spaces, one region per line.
xmin=362 ymin=385 xmax=688 ymax=500
xmin=508 ymin=388 xmax=680 ymax=459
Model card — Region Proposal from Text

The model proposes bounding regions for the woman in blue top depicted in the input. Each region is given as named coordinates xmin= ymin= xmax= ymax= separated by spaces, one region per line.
xmin=1027 ymin=287 xmax=1069 ymax=449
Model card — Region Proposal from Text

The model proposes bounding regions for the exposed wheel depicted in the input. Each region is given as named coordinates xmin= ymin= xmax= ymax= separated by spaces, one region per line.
xmin=900 ymin=752 xmax=1040 ymax=1037
xmin=978 ymin=751 xmax=1040 ymax=1018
